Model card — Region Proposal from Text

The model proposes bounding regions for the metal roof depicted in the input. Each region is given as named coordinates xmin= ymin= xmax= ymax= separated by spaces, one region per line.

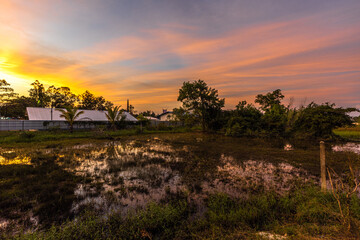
xmin=26 ymin=107 xmax=137 ymax=122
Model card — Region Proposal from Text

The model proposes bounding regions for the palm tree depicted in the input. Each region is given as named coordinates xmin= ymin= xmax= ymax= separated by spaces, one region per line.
xmin=58 ymin=106 xmax=84 ymax=133
xmin=105 ymin=106 xmax=123 ymax=130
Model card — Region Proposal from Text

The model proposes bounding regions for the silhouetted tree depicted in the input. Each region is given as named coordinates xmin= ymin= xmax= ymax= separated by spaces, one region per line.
xmin=46 ymin=86 xmax=78 ymax=108
xmin=293 ymin=102 xmax=355 ymax=138
xmin=226 ymin=101 xmax=262 ymax=136
xmin=177 ymin=79 xmax=224 ymax=131
xmin=78 ymin=90 xmax=113 ymax=110
xmin=0 ymin=80 xmax=18 ymax=117
xmin=29 ymin=80 xmax=48 ymax=107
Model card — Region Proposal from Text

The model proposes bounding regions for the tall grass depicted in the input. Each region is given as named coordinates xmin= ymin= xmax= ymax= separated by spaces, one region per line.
xmin=12 ymin=185 xmax=360 ymax=240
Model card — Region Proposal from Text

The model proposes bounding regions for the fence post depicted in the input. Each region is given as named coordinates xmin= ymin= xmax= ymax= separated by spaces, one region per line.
xmin=320 ymin=141 xmax=326 ymax=192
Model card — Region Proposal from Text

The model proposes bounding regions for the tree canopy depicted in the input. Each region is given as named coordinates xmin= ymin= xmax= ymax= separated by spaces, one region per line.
xmin=177 ymin=79 xmax=225 ymax=131
xmin=78 ymin=90 xmax=113 ymax=110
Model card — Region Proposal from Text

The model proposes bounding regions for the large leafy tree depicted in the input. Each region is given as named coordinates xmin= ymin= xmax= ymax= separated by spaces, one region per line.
xmin=0 ymin=80 xmax=18 ymax=117
xmin=255 ymin=89 xmax=284 ymax=112
xmin=0 ymin=79 xmax=17 ymax=101
xmin=255 ymin=89 xmax=287 ymax=136
xmin=293 ymin=102 xmax=355 ymax=138
xmin=5 ymin=96 xmax=37 ymax=119
xmin=29 ymin=80 xmax=48 ymax=107
xmin=78 ymin=90 xmax=113 ymax=110
xmin=173 ymin=106 xmax=198 ymax=127
xmin=58 ymin=107 xmax=84 ymax=133
xmin=226 ymin=101 xmax=262 ymax=136
xmin=177 ymin=79 xmax=225 ymax=131
xmin=47 ymin=86 xmax=78 ymax=108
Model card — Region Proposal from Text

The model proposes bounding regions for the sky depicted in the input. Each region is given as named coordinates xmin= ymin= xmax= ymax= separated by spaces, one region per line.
xmin=0 ymin=0 xmax=359 ymax=112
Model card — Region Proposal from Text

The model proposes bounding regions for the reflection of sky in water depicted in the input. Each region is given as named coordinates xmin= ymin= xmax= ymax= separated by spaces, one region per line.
xmin=332 ymin=143 xmax=360 ymax=154
xmin=68 ymin=139 xmax=313 ymax=215
xmin=0 ymin=150 xmax=31 ymax=165
xmin=2 ymin=137 xmax=360 ymax=233
xmin=6 ymin=138 xmax=360 ymax=220
xmin=71 ymin=140 xmax=185 ymax=214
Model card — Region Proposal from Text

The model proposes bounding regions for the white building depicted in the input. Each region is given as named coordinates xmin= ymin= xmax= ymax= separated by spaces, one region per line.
xmin=158 ymin=111 xmax=175 ymax=121
xmin=26 ymin=107 xmax=138 ymax=122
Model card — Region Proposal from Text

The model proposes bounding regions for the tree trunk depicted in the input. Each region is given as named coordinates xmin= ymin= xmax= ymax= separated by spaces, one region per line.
xmin=202 ymin=116 xmax=205 ymax=131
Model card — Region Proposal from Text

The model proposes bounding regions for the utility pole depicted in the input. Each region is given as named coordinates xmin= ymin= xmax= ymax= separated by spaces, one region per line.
xmin=127 ymin=99 xmax=129 ymax=112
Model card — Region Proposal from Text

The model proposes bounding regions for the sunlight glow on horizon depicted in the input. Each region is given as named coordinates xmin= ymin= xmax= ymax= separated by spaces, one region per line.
xmin=0 ymin=0 xmax=359 ymax=112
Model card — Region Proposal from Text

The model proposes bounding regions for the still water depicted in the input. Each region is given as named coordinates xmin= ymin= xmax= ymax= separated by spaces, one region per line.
xmin=0 ymin=133 xmax=359 ymax=231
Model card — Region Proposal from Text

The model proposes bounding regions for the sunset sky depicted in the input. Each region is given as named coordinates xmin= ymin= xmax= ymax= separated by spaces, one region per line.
xmin=0 ymin=0 xmax=359 ymax=112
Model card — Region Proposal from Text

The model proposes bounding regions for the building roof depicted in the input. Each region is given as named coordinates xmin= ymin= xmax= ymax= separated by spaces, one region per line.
xmin=144 ymin=116 xmax=160 ymax=121
xmin=157 ymin=111 xmax=173 ymax=118
xmin=26 ymin=107 xmax=137 ymax=122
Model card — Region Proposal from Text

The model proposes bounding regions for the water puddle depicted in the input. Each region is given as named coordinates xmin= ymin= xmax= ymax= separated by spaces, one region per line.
xmin=0 ymin=151 xmax=31 ymax=165
xmin=332 ymin=142 xmax=360 ymax=154
xmin=2 ymin=134 xmax=357 ymax=234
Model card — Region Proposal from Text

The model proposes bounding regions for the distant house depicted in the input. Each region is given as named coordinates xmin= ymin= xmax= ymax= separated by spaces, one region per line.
xmin=158 ymin=110 xmax=175 ymax=121
xmin=144 ymin=116 xmax=160 ymax=121
xmin=26 ymin=107 xmax=138 ymax=122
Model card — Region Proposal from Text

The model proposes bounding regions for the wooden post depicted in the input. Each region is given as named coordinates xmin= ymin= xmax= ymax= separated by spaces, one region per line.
xmin=320 ymin=141 xmax=326 ymax=192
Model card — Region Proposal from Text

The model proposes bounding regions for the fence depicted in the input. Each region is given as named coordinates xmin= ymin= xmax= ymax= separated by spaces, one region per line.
xmin=0 ymin=120 xmax=182 ymax=131
xmin=0 ymin=120 xmax=97 ymax=131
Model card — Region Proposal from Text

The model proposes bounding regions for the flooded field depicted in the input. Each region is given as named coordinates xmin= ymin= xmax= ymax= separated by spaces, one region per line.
xmin=0 ymin=133 xmax=359 ymax=235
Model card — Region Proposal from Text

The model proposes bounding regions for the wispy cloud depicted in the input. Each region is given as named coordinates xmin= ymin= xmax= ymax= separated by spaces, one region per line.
xmin=0 ymin=0 xmax=359 ymax=111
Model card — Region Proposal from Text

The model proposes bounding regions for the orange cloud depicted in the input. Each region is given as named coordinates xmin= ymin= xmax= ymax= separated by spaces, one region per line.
xmin=0 ymin=2 xmax=359 ymax=112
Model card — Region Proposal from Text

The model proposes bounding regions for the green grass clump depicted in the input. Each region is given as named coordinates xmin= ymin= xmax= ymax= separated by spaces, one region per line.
xmin=12 ymin=185 xmax=360 ymax=240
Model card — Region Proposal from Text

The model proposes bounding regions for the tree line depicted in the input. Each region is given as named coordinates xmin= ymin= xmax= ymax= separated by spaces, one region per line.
xmin=174 ymin=79 xmax=358 ymax=139
xmin=0 ymin=79 xmax=115 ymax=118
xmin=1 ymin=78 xmax=358 ymax=139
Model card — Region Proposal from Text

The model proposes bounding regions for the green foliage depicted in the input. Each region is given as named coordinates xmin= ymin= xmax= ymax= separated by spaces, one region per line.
xmin=172 ymin=107 xmax=197 ymax=128
xmin=255 ymin=89 xmax=284 ymax=111
xmin=3 ymin=96 xmax=37 ymax=119
xmin=0 ymin=79 xmax=17 ymax=103
xmin=29 ymin=80 xmax=47 ymax=108
xmin=0 ymin=79 xmax=19 ymax=118
xmin=226 ymin=101 xmax=262 ymax=136
xmin=15 ymin=185 xmax=360 ymax=239
xmin=138 ymin=110 xmax=156 ymax=117
xmin=224 ymin=89 xmax=355 ymax=139
xmin=292 ymin=102 xmax=355 ymax=139
xmin=18 ymin=131 xmax=36 ymax=140
xmin=78 ymin=90 xmax=113 ymax=110
xmin=177 ymin=79 xmax=225 ymax=131
xmin=58 ymin=106 xmax=85 ymax=133
xmin=261 ymin=104 xmax=288 ymax=137
xmin=46 ymin=85 xmax=78 ymax=108
xmin=105 ymin=105 xmax=124 ymax=130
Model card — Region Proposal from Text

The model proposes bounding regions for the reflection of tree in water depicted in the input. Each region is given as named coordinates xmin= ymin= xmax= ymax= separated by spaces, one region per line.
xmin=0 ymin=151 xmax=81 ymax=232
xmin=1 ymin=134 xmax=327 ymax=234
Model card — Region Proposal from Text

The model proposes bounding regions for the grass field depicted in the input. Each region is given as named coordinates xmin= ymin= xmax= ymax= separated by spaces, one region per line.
xmin=1 ymin=132 xmax=360 ymax=239
xmin=0 ymin=127 xmax=192 ymax=147
xmin=334 ymin=125 xmax=360 ymax=141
